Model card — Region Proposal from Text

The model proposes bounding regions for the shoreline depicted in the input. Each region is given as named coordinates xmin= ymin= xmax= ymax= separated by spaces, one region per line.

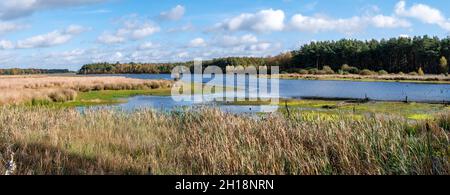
xmin=5 ymin=73 xmax=450 ymax=84
xmin=264 ymin=73 xmax=450 ymax=84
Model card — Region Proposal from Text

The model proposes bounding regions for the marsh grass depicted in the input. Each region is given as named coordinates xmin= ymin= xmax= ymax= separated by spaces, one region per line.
xmin=0 ymin=76 xmax=172 ymax=105
xmin=0 ymin=106 xmax=448 ymax=175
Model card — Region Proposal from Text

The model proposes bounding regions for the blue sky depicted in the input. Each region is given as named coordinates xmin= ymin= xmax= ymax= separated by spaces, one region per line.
xmin=0 ymin=0 xmax=450 ymax=70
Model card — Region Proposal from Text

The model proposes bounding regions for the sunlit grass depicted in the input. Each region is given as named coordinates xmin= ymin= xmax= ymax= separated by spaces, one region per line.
xmin=0 ymin=106 xmax=448 ymax=175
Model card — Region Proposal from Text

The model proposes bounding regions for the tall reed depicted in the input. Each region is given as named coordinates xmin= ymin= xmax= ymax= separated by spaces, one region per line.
xmin=0 ymin=107 xmax=448 ymax=175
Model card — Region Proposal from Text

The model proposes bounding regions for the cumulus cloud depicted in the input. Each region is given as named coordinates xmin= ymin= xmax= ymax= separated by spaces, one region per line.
xmin=289 ymin=13 xmax=410 ymax=33
xmin=394 ymin=0 xmax=450 ymax=31
xmin=97 ymin=16 xmax=160 ymax=44
xmin=214 ymin=34 xmax=258 ymax=47
xmin=290 ymin=14 xmax=364 ymax=33
xmin=0 ymin=0 xmax=107 ymax=20
xmin=65 ymin=24 xmax=88 ymax=34
xmin=215 ymin=7 xmax=410 ymax=34
xmin=0 ymin=21 xmax=28 ymax=34
xmin=246 ymin=42 xmax=272 ymax=51
xmin=15 ymin=25 xmax=86 ymax=49
xmin=189 ymin=38 xmax=207 ymax=47
xmin=160 ymin=5 xmax=185 ymax=21
xmin=370 ymin=15 xmax=410 ymax=28
xmin=214 ymin=9 xmax=285 ymax=32
xmin=97 ymin=33 xmax=125 ymax=44
xmin=137 ymin=41 xmax=159 ymax=50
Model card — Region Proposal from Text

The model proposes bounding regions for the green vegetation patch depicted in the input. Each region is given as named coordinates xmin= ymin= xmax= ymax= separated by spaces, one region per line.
xmin=225 ymin=98 xmax=448 ymax=120
xmin=57 ymin=88 xmax=172 ymax=107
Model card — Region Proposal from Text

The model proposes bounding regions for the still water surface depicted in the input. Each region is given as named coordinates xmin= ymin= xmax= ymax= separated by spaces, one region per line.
xmin=86 ymin=74 xmax=450 ymax=113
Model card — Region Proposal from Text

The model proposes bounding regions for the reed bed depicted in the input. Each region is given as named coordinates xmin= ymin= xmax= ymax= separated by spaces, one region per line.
xmin=274 ymin=73 xmax=450 ymax=82
xmin=0 ymin=76 xmax=172 ymax=105
xmin=0 ymin=106 xmax=448 ymax=175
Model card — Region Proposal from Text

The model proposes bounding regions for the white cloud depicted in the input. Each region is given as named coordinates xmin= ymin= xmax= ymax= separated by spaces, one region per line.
xmin=395 ymin=1 xmax=450 ymax=31
xmin=290 ymin=13 xmax=410 ymax=33
xmin=215 ymin=34 xmax=258 ymax=47
xmin=177 ymin=51 xmax=189 ymax=58
xmin=65 ymin=24 xmax=88 ymax=34
xmin=16 ymin=25 xmax=86 ymax=49
xmin=129 ymin=24 xmax=160 ymax=39
xmin=97 ymin=33 xmax=125 ymax=44
xmin=371 ymin=15 xmax=410 ymax=28
xmin=0 ymin=21 xmax=28 ymax=34
xmin=167 ymin=23 xmax=194 ymax=32
xmin=17 ymin=31 xmax=72 ymax=49
xmin=246 ymin=42 xmax=272 ymax=51
xmin=137 ymin=42 xmax=159 ymax=50
xmin=97 ymin=16 xmax=160 ymax=44
xmin=160 ymin=5 xmax=185 ymax=21
xmin=215 ymin=9 xmax=285 ymax=32
xmin=189 ymin=38 xmax=207 ymax=47
xmin=0 ymin=0 xmax=107 ymax=20
xmin=0 ymin=40 xmax=14 ymax=49
xmin=290 ymin=14 xmax=365 ymax=33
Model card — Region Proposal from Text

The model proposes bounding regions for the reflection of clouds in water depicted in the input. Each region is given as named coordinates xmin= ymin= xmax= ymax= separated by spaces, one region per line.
xmin=115 ymin=96 xmax=278 ymax=114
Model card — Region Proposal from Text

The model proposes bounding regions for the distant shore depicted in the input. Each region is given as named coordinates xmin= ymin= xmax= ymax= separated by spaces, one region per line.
xmin=263 ymin=73 xmax=450 ymax=84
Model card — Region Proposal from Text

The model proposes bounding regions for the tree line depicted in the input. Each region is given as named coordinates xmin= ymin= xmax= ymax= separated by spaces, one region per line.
xmin=0 ymin=68 xmax=71 ymax=75
xmin=78 ymin=62 xmax=189 ymax=74
xmin=78 ymin=35 xmax=449 ymax=75
xmin=290 ymin=35 xmax=449 ymax=74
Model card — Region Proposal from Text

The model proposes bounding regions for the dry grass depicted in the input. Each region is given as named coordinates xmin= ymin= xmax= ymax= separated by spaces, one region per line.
xmin=0 ymin=106 xmax=448 ymax=175
xmin=0 ymin=75 xmax=172 ymax=105
xmin=272 ymin=73 xmax=450 ymax=83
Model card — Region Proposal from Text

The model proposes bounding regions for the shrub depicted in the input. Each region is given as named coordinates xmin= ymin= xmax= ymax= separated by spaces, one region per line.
xmin=409 ymin=72 xmax=418 ymax=76
xmin=308 ymin=68 xmax=319 ymax=74
xmin=341 ymin=64 xmax=359 ymax=74
xmin=297 ymin=69 xmax=309 ymax=74
xmin=378 ymin=70 xmax=388 ymax=75
xmin=61 ymin=89 xmax=77 ymax=101
xmin=359 ymin=69 xmax=375 ymax=75
xmin=418 ymin=67 xmax=425 ymax=76
xmin=439 ymin=56 xmax=448 ymax=74
xmin=315 ymin=70 xmax=327 ymax=75
xmin=48 ymin=89 xmax=77 ymax=102
xmin=341 ymin=64 xmax=351 ymax=71
xmin=322 ymin=66 xmax=335 ymax=74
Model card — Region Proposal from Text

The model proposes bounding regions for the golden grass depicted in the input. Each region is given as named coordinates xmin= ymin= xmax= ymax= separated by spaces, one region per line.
xmin=269 ymin=73 xmax=450 ymax=83
xmin=0 ymin=106 xmax=448 ymax=175
xmin=0 ymin=75 xmax=172 ymax=105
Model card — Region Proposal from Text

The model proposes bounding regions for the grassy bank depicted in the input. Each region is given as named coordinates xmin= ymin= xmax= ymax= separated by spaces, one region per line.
xmin=0 ymin=106 xmax=448 ymax=175
xmin=0 ymin=75 xmax=173 ymax=106
xmin=52 ymin=89 xmax=173 ymax=107
xmin=266 ymin=74 xmax=450 ymax=84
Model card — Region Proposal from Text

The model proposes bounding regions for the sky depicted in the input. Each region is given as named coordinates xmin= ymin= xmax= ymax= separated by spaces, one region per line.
xmin=0 ymin=0 xmax=450 ymax=70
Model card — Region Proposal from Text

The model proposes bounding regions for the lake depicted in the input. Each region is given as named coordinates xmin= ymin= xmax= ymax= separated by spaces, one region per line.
xmin=87 ymin=74 xmax=450 ymax=113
